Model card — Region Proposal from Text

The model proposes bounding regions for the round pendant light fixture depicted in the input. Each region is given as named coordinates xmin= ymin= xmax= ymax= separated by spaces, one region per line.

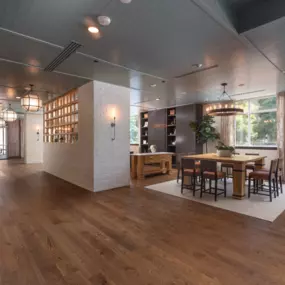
xmin=21 ymin=84 xmax=42 ymax=112
xmin=206 ymin=83 xmax=244 ymax=116
xmin=2 ymin=104 xmax=17 ymax=122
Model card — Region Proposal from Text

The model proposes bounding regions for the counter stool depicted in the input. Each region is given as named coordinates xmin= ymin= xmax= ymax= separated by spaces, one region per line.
xmin=181 ymin=158 xmax=201 ymax=196
xmin=248 ymin=159 xmax=278 ymax=202
xmin=200 ymin=160 xmax=227 ymax=201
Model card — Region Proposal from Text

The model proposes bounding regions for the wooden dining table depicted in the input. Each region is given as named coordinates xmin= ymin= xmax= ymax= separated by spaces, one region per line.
xmin=184 ymin=153 xmax=266 ymax=199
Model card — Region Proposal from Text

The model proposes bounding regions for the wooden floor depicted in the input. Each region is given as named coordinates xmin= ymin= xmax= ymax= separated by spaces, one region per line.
xmin=1 ymin=160 xmax=285 ymax=285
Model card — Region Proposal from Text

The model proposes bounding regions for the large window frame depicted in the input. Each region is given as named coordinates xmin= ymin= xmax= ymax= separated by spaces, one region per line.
xmin=235 ymin=96 xmax=277 ymax=148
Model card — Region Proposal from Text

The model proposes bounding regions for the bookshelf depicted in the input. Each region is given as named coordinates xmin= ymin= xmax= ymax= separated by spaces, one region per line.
xmin=140 ymin=111 xmax=149 ymax=153
xmin=44 ymin=89 xmax=79 ymax=144
xmin=167 ymin=108 xmax=176 ymax=165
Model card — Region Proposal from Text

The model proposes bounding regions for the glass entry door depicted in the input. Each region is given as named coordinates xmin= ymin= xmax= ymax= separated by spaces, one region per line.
xmin=0 ymin=126 xmax=7 ymax=160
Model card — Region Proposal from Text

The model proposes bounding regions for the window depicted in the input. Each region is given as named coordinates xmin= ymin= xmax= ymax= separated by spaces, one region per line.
xmin=130 ymin=115 xmax=139 ymax=144
xmin=235 ymin=97 xmax=277 ymax=147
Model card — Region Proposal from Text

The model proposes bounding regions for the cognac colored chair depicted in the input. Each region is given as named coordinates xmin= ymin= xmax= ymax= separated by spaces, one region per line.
xmin=181 ymin=158 xmax=201 ymax=196
xmin=248 ymin=159 xmax=278 ymax=202
xmin=200 ymin=160 xmax=227 ymax=201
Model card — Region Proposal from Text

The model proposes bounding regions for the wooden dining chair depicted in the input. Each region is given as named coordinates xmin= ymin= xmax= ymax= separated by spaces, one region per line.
xmin=176 ymin=152 xmax=196 ymax=183
xmin=200 ymin=160 xmax=227 ymax=201
xmin=181 ymin=158 xmax=200 ymax=196
xmin=248 ymin=159 xmax=278 ymax=202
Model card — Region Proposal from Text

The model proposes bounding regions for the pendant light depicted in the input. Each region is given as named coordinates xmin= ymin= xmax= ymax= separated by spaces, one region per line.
xmin=2 ymin=104 xmax=17 ymax=122
xmin=21 ymin=84 xmax=42 ymax=112
xmin=206 ymin=83 xmax=244 ymax=116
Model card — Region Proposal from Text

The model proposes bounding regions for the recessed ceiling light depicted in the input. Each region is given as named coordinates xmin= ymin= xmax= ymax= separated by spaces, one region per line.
xmin=192 ymin=63 xmax=203 ymax=68
xmin=88 ymin=26 xmax=99 ymax=34
xmin=97 ymin=15 xmax=111 ymax=26
xmin=156 ymin=98 xmax=160 ymax=101
xmin=16 ymin=96 xmax=21 ymax=99
xmin=120 ymin=0 xmax=132 ymax=3
xmin=150 ymin=84 xmax=157 ymax=88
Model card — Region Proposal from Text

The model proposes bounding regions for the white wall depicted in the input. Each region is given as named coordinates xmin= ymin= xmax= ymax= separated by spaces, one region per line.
xmin=24 ymin=113 xmax=43 ymax=163
xmin=43 ymin=80 xmax=130 ymax=192
xmin=43 ymin=82 xmax=95 ymax=191
xmin=93 ymin=81 xmax=130 ymax=192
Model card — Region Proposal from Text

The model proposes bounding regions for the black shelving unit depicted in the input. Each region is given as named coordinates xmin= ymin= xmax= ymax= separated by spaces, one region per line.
xmin=167 ymin=108 xmax=176 ymax=165
xmin=140 ymin=111 xmax=149 ymax=153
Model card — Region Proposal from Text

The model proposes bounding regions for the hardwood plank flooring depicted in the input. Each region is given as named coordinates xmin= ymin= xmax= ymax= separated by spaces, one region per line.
xmin=1 ymin=159 xmax=285 ymax=284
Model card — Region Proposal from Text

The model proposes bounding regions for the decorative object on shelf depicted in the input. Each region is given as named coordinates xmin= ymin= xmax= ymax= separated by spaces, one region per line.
xmin=43 ymin=89 xmax=78 ymax=143
xmin=143 ymin=113 xmax=148 ymax=119
xmin=206 ymin=83 xmax=244 ymax=116
xmin=2 ymin=104 xmax=17 ymax=122
xmin=0 ymin=118 xmax=6 ymax=128
xmin=143 ymin=140 xmax=147 ymax=145
xmin=190 ymin=115 xmax=220 ymax=153
xmin=21 ymin=84 xmax=42 ymax=112
xmin=143 ymin=121 xmax=148 ymax=127
xmin=172 ymin=140 xmax=176 ymax=145
xmin=169 ymin=109 xmax=175 ymax=116
xmin=149 ymin=145 xmax=157 ymax=153
xmin=216 ymin=141 xmax=235 ymax=157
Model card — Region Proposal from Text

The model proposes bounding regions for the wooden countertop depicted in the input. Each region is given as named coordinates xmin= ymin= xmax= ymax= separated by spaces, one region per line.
xmin=131 ymin=152 xmax=174 ymax=156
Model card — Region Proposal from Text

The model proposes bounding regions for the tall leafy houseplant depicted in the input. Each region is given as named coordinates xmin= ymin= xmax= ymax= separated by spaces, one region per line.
xmin=190 ymin=115 xmax=220 ymax=153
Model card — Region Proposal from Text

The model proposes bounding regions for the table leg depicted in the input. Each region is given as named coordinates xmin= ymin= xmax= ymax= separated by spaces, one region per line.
xmin=167 ymin=155 xmax=172 ymax=174
xmin=137 ymin=156 xmax=145 ymax=180
xmin=131 ymin=156 xmax=137 ymax=179
xmin=255 ymin=158 xmax=265 ymax=170
xmin=233 ymin=162 xmax=246 ymax=199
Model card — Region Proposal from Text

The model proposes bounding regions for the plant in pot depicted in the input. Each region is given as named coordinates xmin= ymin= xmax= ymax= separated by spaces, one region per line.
xmin=216 ymin=141 xmax=235 ymax=157
xmin=190 ymin=115 xmax=220 ymax=153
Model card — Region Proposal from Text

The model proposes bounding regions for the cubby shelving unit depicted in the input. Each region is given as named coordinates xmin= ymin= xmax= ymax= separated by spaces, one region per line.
xmin=167 ymin=108 xmax=176 ymax=165
xmin=44 ymin=89 xmax=79 ymax=144
xmin=140 ymin=111 xmax=149 ymax=153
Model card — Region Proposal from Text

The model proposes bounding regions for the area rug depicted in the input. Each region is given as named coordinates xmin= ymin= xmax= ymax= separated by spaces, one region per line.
xmin=145 ymin=179 xmax=285 ymax=222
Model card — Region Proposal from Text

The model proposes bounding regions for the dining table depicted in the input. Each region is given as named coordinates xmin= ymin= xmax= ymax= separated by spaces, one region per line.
xmin=184 ymin=153 xmax=266 ymax=199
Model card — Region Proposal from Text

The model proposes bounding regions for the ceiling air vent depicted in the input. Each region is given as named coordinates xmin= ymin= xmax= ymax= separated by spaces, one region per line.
xmin=44 ymin=41 xmax=82 ymax=72
xmin=175 ymin=64 xmax=219 ymax=79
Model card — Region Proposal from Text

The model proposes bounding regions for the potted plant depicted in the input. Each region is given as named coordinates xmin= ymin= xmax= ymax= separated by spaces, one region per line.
xmin=215 ymin=141 xmax=235 ymax=157
xmin=190 ymin=115 xmax=220 ymax=153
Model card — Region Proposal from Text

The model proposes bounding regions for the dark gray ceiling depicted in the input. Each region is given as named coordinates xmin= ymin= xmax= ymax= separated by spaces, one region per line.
xmin=0 ymin=0 xmax=284 ymax=115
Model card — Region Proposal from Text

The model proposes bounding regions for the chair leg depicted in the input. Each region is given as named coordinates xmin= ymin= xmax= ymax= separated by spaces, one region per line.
xmin=248 ymin=178 xmax=251 ymax=198
xmin=209 ymin=179 xmax=212 ymax=194
xmin=273 ymin=179 xmax=277 ymax=198
xmin=215 ymin=179 xmax=218 ymax=201
xmin=269 ymin=179 xmax=272 ymax=202
xmin=200 ymin=176 xmax=204 ymax=198
xmin=193 ymin=175 xmax=196 ymax=196
xmin=275 ymin=177 xmax=279 ymax=197
xmin=224 ymin=176 xmax=227 ymax=197
xmin=280 ymin=176 xmax=283 ymax=194
xmin=181 ymin=173 xmax=184 ymax=194
xmin=177 ymin=168 xmax=180 ymax=183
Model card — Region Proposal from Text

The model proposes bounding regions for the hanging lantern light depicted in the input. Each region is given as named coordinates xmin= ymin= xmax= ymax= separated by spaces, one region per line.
xmin=0 ymin=118 xmax=6 ymax=128
xmin=206 ymin=83 xmax=244 ymax=116
xmin=21 ymin=84 xmax=42 ymax=112
xmin=2 ymin=104 xmax=17 ymax=122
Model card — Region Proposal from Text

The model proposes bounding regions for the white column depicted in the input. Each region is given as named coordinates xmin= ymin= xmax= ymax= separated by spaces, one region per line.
xmin=93 ymin=81 xmax=130 ymax=192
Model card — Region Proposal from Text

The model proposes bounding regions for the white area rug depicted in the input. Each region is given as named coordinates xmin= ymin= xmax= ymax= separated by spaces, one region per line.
xmin=145 ymin=179 xmax=285 ymax=222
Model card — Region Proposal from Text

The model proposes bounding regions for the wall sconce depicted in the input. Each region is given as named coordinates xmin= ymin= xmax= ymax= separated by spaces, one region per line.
xmin=110 ymin=108 xmax=116 ymax=141
xmin=36 ymin=129 xmax=40 ymax=141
